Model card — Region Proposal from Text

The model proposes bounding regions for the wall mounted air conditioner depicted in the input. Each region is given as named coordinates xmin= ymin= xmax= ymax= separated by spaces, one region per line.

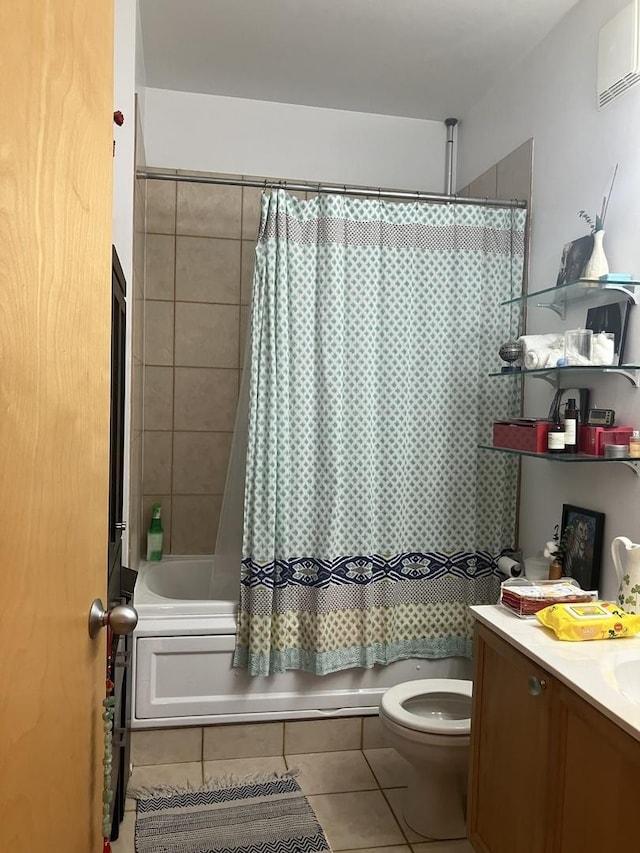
xmin=597 ymin=0 xmax=640 ymax=108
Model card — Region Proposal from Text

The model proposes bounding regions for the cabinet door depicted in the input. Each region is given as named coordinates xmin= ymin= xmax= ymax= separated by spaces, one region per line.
xmin=468 ymin=625 xmax=554 ymax=853
xmin=549 ymin=683 xmax=640 ymax=852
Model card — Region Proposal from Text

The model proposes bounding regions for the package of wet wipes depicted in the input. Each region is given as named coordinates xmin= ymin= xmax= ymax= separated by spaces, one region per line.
xmin=536 ymin=601 xmax=640 ymax=641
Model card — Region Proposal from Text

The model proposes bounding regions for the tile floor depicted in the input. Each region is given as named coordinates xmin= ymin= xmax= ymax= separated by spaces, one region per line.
xmin=112 ymin=718 xmax=474 ymax=853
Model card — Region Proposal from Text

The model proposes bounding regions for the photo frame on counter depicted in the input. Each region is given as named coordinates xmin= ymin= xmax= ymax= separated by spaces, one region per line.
xmin=560 ymin=504 xmax=605 ymax=592
xmin=555 ymin=234 xmax=594 ymax=287
xmin=585 ymin=299 xmax=632 ymax=365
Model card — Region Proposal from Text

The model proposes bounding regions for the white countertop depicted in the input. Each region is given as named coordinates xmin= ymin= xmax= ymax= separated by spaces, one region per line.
xmin=471 ymin=604 xmax=640 ymax=742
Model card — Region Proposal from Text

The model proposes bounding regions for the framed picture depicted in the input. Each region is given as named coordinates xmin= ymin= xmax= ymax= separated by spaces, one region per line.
xmin=555 ymin=234 xmax=594 ymax=287
xmin=585 ymin=300 xmax=632 ymax=365
xmin=560 ymin=504 xmax=605 ymax=591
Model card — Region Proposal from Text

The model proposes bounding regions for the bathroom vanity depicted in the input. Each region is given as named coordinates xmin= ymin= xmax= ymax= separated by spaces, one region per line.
xmin=467 ymin=605 xmax=640 ymax=853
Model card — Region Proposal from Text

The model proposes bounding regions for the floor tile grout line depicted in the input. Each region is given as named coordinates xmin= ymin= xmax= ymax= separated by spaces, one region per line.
xmin=379 ymin=786 xmax=413 ymax=846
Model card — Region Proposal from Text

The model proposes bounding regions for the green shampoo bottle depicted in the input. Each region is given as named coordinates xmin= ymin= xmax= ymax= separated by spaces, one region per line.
xmin=146 ymin=503 xmax=164 ymax=561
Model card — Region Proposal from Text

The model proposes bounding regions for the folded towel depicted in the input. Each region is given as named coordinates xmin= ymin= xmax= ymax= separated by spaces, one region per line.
xmin=518 ymin=334 xmax=563 ymax=353
xmin=518 ymin=334 xmax=564 ymax=369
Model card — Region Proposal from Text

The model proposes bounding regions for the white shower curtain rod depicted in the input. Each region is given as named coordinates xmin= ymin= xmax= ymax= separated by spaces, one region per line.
xmin=136 ymin=170 xmax=527 ymax=209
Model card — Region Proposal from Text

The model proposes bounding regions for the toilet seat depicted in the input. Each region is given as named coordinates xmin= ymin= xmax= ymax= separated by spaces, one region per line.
xmin=380 ymin=678 xmax=472 ymax=735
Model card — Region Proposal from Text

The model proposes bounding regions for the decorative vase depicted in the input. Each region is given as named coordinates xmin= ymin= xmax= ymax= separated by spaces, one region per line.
xmin=582 ymin=229 xmax=609 ymax=280
xmin=548 ymin=558 xmax=563 ymax=581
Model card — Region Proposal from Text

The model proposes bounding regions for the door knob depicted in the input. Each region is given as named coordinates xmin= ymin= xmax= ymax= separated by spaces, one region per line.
xmin=88 ymin=599 xmax=138 ymax=639
xmin=528 ymin=676 xmax=547 ymax=696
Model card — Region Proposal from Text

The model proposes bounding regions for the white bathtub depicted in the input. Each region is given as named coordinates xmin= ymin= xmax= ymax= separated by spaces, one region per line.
xmin=131 ymin=555 xmax=472 ymax=729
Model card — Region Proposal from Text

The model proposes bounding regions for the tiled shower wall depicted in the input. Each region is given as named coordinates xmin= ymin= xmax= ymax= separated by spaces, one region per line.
xmin=142 ymin=173 xmax=260 ymax=555
xmin=140 ymin=147 xmax=532 ymax=558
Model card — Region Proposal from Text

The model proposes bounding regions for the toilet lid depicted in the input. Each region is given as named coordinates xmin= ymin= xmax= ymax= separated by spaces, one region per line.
xmin=380 ymin=678 xmax=472 ymax=734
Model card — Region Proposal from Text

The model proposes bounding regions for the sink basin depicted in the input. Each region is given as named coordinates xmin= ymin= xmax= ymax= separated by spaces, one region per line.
xmin=614 ymin=658 xmax=640 ymax=704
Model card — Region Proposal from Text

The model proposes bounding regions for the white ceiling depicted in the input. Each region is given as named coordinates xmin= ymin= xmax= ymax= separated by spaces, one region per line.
xmin=139 ymin=0 xmax=581 ymax=120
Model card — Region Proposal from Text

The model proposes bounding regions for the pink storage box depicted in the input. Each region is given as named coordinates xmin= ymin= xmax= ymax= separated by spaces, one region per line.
xmin=492 ymin=420 xmax=551 ymax=453
xmin=578 ymin=425 xmax=633 ymax=456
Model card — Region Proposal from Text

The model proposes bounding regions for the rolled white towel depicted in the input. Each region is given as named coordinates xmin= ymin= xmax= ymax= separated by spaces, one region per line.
xmin=518 ymin=334 xmax=563 ymax=369
xmin=518 ymin=334 xmax=563 ymax=353
xmin=524 ymin=348 xmax=551 ymax=369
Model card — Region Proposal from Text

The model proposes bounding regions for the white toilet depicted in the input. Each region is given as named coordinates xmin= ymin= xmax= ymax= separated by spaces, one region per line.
xmin=379 ymin=678 xmax=472 ymax=840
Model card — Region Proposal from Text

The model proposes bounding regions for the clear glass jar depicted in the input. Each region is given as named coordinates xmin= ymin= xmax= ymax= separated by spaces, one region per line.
xmin=629 ymin=430 xmax=640 ymax=459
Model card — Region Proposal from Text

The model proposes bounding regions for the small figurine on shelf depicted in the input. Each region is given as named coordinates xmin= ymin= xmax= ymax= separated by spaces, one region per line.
xmin=544 ymin=523 xmax=574 ymax=580
xmin=498 ymin=338 xmax=523 ymax=373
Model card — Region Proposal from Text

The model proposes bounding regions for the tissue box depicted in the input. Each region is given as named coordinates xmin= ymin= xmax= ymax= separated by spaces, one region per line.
xmin=492 ymin=419 xmax=551 ymax=453
xmin=578 ymin=425 xmax=633 ymax=456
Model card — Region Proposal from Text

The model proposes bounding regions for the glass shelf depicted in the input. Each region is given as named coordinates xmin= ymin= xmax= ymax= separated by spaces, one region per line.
xmin=479 ymin=444 xmax=640 ymax=474
xmin=489 ymin=364 xmax=640 ymax=387
xmin=502 ymin=277 xmax=640 ymax=318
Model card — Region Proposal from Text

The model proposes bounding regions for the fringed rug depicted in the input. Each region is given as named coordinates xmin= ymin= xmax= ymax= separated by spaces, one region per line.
xmin=130 ymin=771 xmax=332 ymax=853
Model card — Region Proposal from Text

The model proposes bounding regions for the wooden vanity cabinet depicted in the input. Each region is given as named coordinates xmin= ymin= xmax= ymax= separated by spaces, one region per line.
xmin=467 ymin=623 xmax=554 ymax=853
xmin=468 ymin=623 xmax=640 ymax=853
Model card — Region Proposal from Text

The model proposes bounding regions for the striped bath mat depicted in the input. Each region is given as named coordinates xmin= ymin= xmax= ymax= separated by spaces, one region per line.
xmin=131 ymin=771 xmax=332 ymax=853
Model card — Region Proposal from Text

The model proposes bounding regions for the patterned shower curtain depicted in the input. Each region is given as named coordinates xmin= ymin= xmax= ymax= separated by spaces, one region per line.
xmin=233 ymin=190 xmax=526 ymax=676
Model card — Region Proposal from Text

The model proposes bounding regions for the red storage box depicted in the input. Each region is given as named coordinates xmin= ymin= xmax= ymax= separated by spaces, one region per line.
xmin=578 ymin=425 xmax=633 ymax=456
xmin=492 ymin=419 xmax=551 ymax=453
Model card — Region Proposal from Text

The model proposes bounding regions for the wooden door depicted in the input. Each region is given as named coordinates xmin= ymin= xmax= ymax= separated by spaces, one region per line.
xmin=467 ymin=625 xmax=554 ymax=853
xmin=0 ymin=2 xmax=114 ymax=852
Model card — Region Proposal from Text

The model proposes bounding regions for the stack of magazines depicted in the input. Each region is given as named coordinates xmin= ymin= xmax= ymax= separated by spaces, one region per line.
xmin=500 ymin=578 xmax=596 ymax=618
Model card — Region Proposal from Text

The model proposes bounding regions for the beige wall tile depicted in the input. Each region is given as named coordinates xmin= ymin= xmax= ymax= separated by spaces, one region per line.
xmin=145 ymin=234 xmax=175 ymax=301
xmin=308 ymin=790 xmax=405 ymax=850
xmin=146 ymin=179 xmax=176 ymax=234
xmin=203 ymin=722 xmax=284 ymax=760
xmin=130 ymin=727 xmax=202 ymax=766
xmin=131 ymin=358 xmax=144 ymax=436
xmin=171 ymin=495 xmax=222 ymax=554
xmin=285 ymin=750 xmax=377 ymax=795
xmin=468 ymin=166 xmax=498 ymax=200
xmin=496 ymin=138 xmax=533 ymax=203
xmin=240 ymin=240 xmax=255 ymax=305
xmin=142 ymin=495 xmax=172 ymax=555
xmin=128 ymin=435 xmax=143 ymax=569
xmin=240 ymin=306 xmax=251 ymax=364
xmin=144 ymin=301 xmax=174 ymax=365
xmin=177 ymin=182 xmax=242 ymax=238
xmin=174 ymin=367 xmax=239 ymax=431
xmin=133 ymin=209 xmax=146 ymax=287
xmin=143 ymin=366 xmax=173 ymax=431
xmin=362 ymin=715 xmax=388 ymax=749
xmin=175 ymin=236 xmax=241 ymax=304
xmin=203 ymin=756 xmax=287 ymax=781
xmin=172 ymin=431 xmax=232 ymax=494
xmin=132 ymin=280 xmax=145 ymax=363
xmin=363 ymin=748 xmax=410 ymax=788
xmin=284 ymin=718 xmax=362 ymax=754
xmin=143 ymin=431 xmax=173 ymax=493
xmin=242 ymin=186 xmax=263 ymax=239
xmin=174 ymin=303 xmax=240 ymax=368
